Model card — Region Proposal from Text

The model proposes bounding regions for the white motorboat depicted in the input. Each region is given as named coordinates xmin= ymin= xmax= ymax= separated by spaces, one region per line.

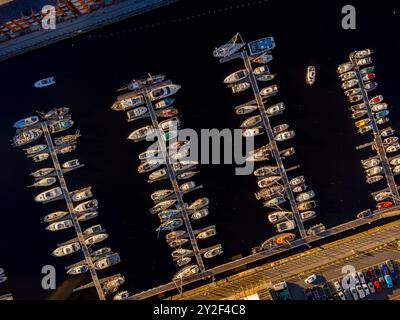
xmin=168 ymin=238 xmax=189 ymax=248
xmin=297 ymin=200 xmax=317 ymax=211
xmin=28 ymin=177 xmax=57 ymax=188
xmin=166 ymin=230 xmax=186 ymax=241
xmin=159 ymin=116 xmax=181 ymax=131
xmin=138 ymin=159 xmax=163 ymax=173
xmin=157 ymin=219 xmax=183 ymax=231
xmin=361 ymin=158 xmax=380 ymax=169
xmin=112 ymin=95 xmax=144 ymax=111
xmin=266 ymin=102 xmax=285 ymax=115
xmin=127 ymin=125 xmax=155 ymax=141
xmin=12 ymin=128 xmax=43 ymax=147
xmin=386 ymin=143 xmax=400 ymax=153
xmin=176 ymin=256 xmax=191 ymax=266
xmin=263 ymin=196 xmax=285 ymax=208
xmin=258 ymin=175 xmax=281 ymax=188
xmin=191 ymin=209 xmax=209 ymax=220
xmin=366 ymin=175 xmax=383 ymax=184
xmin=345 ymin=88 xmax=362 ymax=97
xmin=252 ymin=53 xmax=273 ymax=64
xmin=138 ymin=148 xmax=160 ymax=160
xmin=77 ymin=211 xmax=99 ymax=222
xmin=242 ymin=127 xmax=264 ymax=138
xmin=223 ymin=69 xmax=249 ymax=84
xmin=370 ymin=95 xmax=384 ymax=105
xmin=296 ymin=190 xmax=315 ymax=202
xmin=177 ymin=171 xmax=199 ymax=180
xmin=231 ymin=82 xmax=250 ymax=93
xmin=349 ymin=103 xmax=366 ymax=112
xmin=151 ymin=189 xmax=174 ymax=202
xmin=24 ymin=144 xmax=47 ymax=155
xmin=34 ymin=187 xmax=63 ymax=202
xmin=74 ymin=199 xmax=98 ymax=213
xmin=71 ymin=187 xmax=93 ymax=202
xmin=40 ymin=107 xmax=69 ymax=120
xmin=13 ymin=116 xmax=39 ymax=129
xmin=349 ymin=95 xmax=363 ymax=103
xmin=275 ymin=130 xmax=295 ymax=141
xmin=67 ymin=265 xmax=89 ymax=275
xmin=188 ymin=198 xmax=209 ymax=211
xmin=337 ymin=62 xmax=353 ymax=74
xmin=52 ymin=242 xmax=80 ymax=257
xmin=34 ymin=77 xmax=55 ymax=88
xmin=83 ymin=224 xmax=103 ymax=235
xmin=268 ymin=211 xmax=293 ymax=224
xmin=383 ymin=137 xmax=398 ymax=145
xmin=372 ymin=103 xmax=388 ymax=112
xmin=257 ymin=74 xmax=276 ymax=82
xmin=204 ymin=245 xmax=223 ymax=259
xmin=240 ymin=115 xmax=262 ymax=128
xmin=62 ymin=159 xmax=80 ymax=169
xmin=254 ymin=65 xmax=270 ymax=75
xmin=306 ymin=66 xmax=316 ymax=85
xmin=390 ymin=156 xmax=400 ymax=166
xmin=357 ymin=57 xmax=372 ymax=66
xmin=171 ymin=248 xmax=193 ymax=259
xmin=254 ymin=166 xmax=278 ymax=177
xmin=113 ymin=291 xmax=130 ymax=300
xmin=340 ymin=71 xmax=356 ymax=81
xmin=117 ymin=74 xmax=165 ymax=92
xmin=152 ymin=199 xmax=177 ymax=213
xmin=341 ymin=79 xmax=358 ymax=89
xmin=273 ymin=124 xmax=289 ymax=135
xmin=260 ymin=85 xmax=278 ymax=97
xmin=32 ymin=153 xmax=49 ymax=162
xmin=213 ymin=33 xmax=245 ymax=58
xmin=374 ymin=191 xmax=392 ymax=202
xmin=126 ymin=106 xmax=148 ymax=120
xmin=46 ymin=219 xmax=73 ymax=232
xmin=365 ymin=166 xmax=383 ymax=177
xmin=300 ymin=211 xmax=316 ymax=221
xmin=173 ymin=264 xmax=199 ymax=280
xmin=290 ymin=176 xmax=305 ymax=187
xmin=246 ymin=144 xmax=271 ymax=162
xmin=149 ymin=84 xmax=181 ymax=101
xmin=48 ymin=119 xmax=74 ymax=134
xmin=276 ymin=220 xmax=296 ymax=233
xmin=42 ymin=211 xmax=68 ymax=223
xmin=94 ymin=253 xmax=121 ymax=270
xmin=377 ymin=117 xmax=389 ymax=125
xmin=352 ymin=110 xmax=367 ymax=119
xmin=85 ymin=233 xmax=108 ymax=246
xmin=235 ymin=104 xmax=258 ymax=115
xmin=354 ymin=49 xmax=372 ymax=59
xmin=196 ymin=226 xmax=216 ymax=239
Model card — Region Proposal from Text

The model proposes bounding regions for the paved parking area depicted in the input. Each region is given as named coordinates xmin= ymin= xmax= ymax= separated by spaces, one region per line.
xmin=287 ymin=246 xmax=400 ymax=300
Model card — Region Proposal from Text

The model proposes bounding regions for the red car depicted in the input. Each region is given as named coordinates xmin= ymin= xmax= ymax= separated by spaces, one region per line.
xmin=374 ymin=280 xmax=381 ymax=290
xmin=376 ymin=201 xmax=393 ymax=209
xmin=368 ymin=267 xmax=376 ymax=282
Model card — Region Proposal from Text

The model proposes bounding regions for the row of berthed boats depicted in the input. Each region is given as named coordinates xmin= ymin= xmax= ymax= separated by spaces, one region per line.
xmin=338 ymin=50 xmax=399 ymax=211
xmin=12 ymin=108 xmax=125 ymax=299
xmin=113 ymin=74 xmax=222 ymax=281
xmin=220 ymin=39 xmax=321 ymax=252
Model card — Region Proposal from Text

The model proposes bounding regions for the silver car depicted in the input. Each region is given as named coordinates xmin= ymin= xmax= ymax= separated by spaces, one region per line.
xmin=356 ymin=285 xmax=366 ymax=299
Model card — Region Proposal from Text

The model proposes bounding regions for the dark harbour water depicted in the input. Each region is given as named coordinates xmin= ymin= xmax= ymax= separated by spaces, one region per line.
xmin=0 ymin=0 xmax=399 ymax=299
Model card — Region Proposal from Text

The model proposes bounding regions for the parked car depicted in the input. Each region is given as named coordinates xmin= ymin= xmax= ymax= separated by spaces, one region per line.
xmin=374 ymin=280 xmax=381 ymax=290
xmin=356 ymin=285 xmax=366 ymax=299
xmin=344 ymin=289 xmax=354 ymax=300
xmin=378 ymin=277 xmax=386 ymax=288
xmin=368 ymin=267 xmax=377 ymax=280
xmin=338 ymin=291 xmax=346 ymax=300
xmin=304 ymin=288 xmax=314 ymax=300
xmin=351 ymin=273 xmax=360 ymax=285
xmin=350 ymin=287 xmax=359 ymax=300
xmin=312 ymin=287 xmax=321 ymax=300
xmin=333 ymin=281 xmax=342 ymax=292
xmin=384 ymin=275 xmax=393 ymax=288
xmin=379 ymin=263 xmax=390 ymax=276
xmin=374 ymin=267 xmax=383 ymax=278
xmin=385 ymin=260 xmax=396 ymax=275
xmin=367 ymin=282 xmax=376 ymax=294
xmin=305 ymin=274 xmax=317 ymax=284
xmin=357 ymin=271 xmax=366 ymax=284
xmin=363 ymin=270 xmax=371 ymax=282
xmin=323 ymin=284 xmax=333 ymax=299
xmin=362 ymin=283 xmax=370 ymax=296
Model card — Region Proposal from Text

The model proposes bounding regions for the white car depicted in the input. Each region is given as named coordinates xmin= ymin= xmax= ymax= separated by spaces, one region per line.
xmin=338 ymin=291 xmax=346 ymax=300
xmin=351 ymin=273 xmax=360 ymax=285
xmin=357 ymin=271 xmax=366 ymax=284
xmin=356 ymin=285 xmax=366 ymax=299
xmin=333 ymin=281 xmax=342 ymax=292
xmin=350 ymin=287 xmax=359 ymax=300
xmin=362 ymin=283 xmax=370 ymax=296
xmin=305 ymin=274 xmax=317 ymax=284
